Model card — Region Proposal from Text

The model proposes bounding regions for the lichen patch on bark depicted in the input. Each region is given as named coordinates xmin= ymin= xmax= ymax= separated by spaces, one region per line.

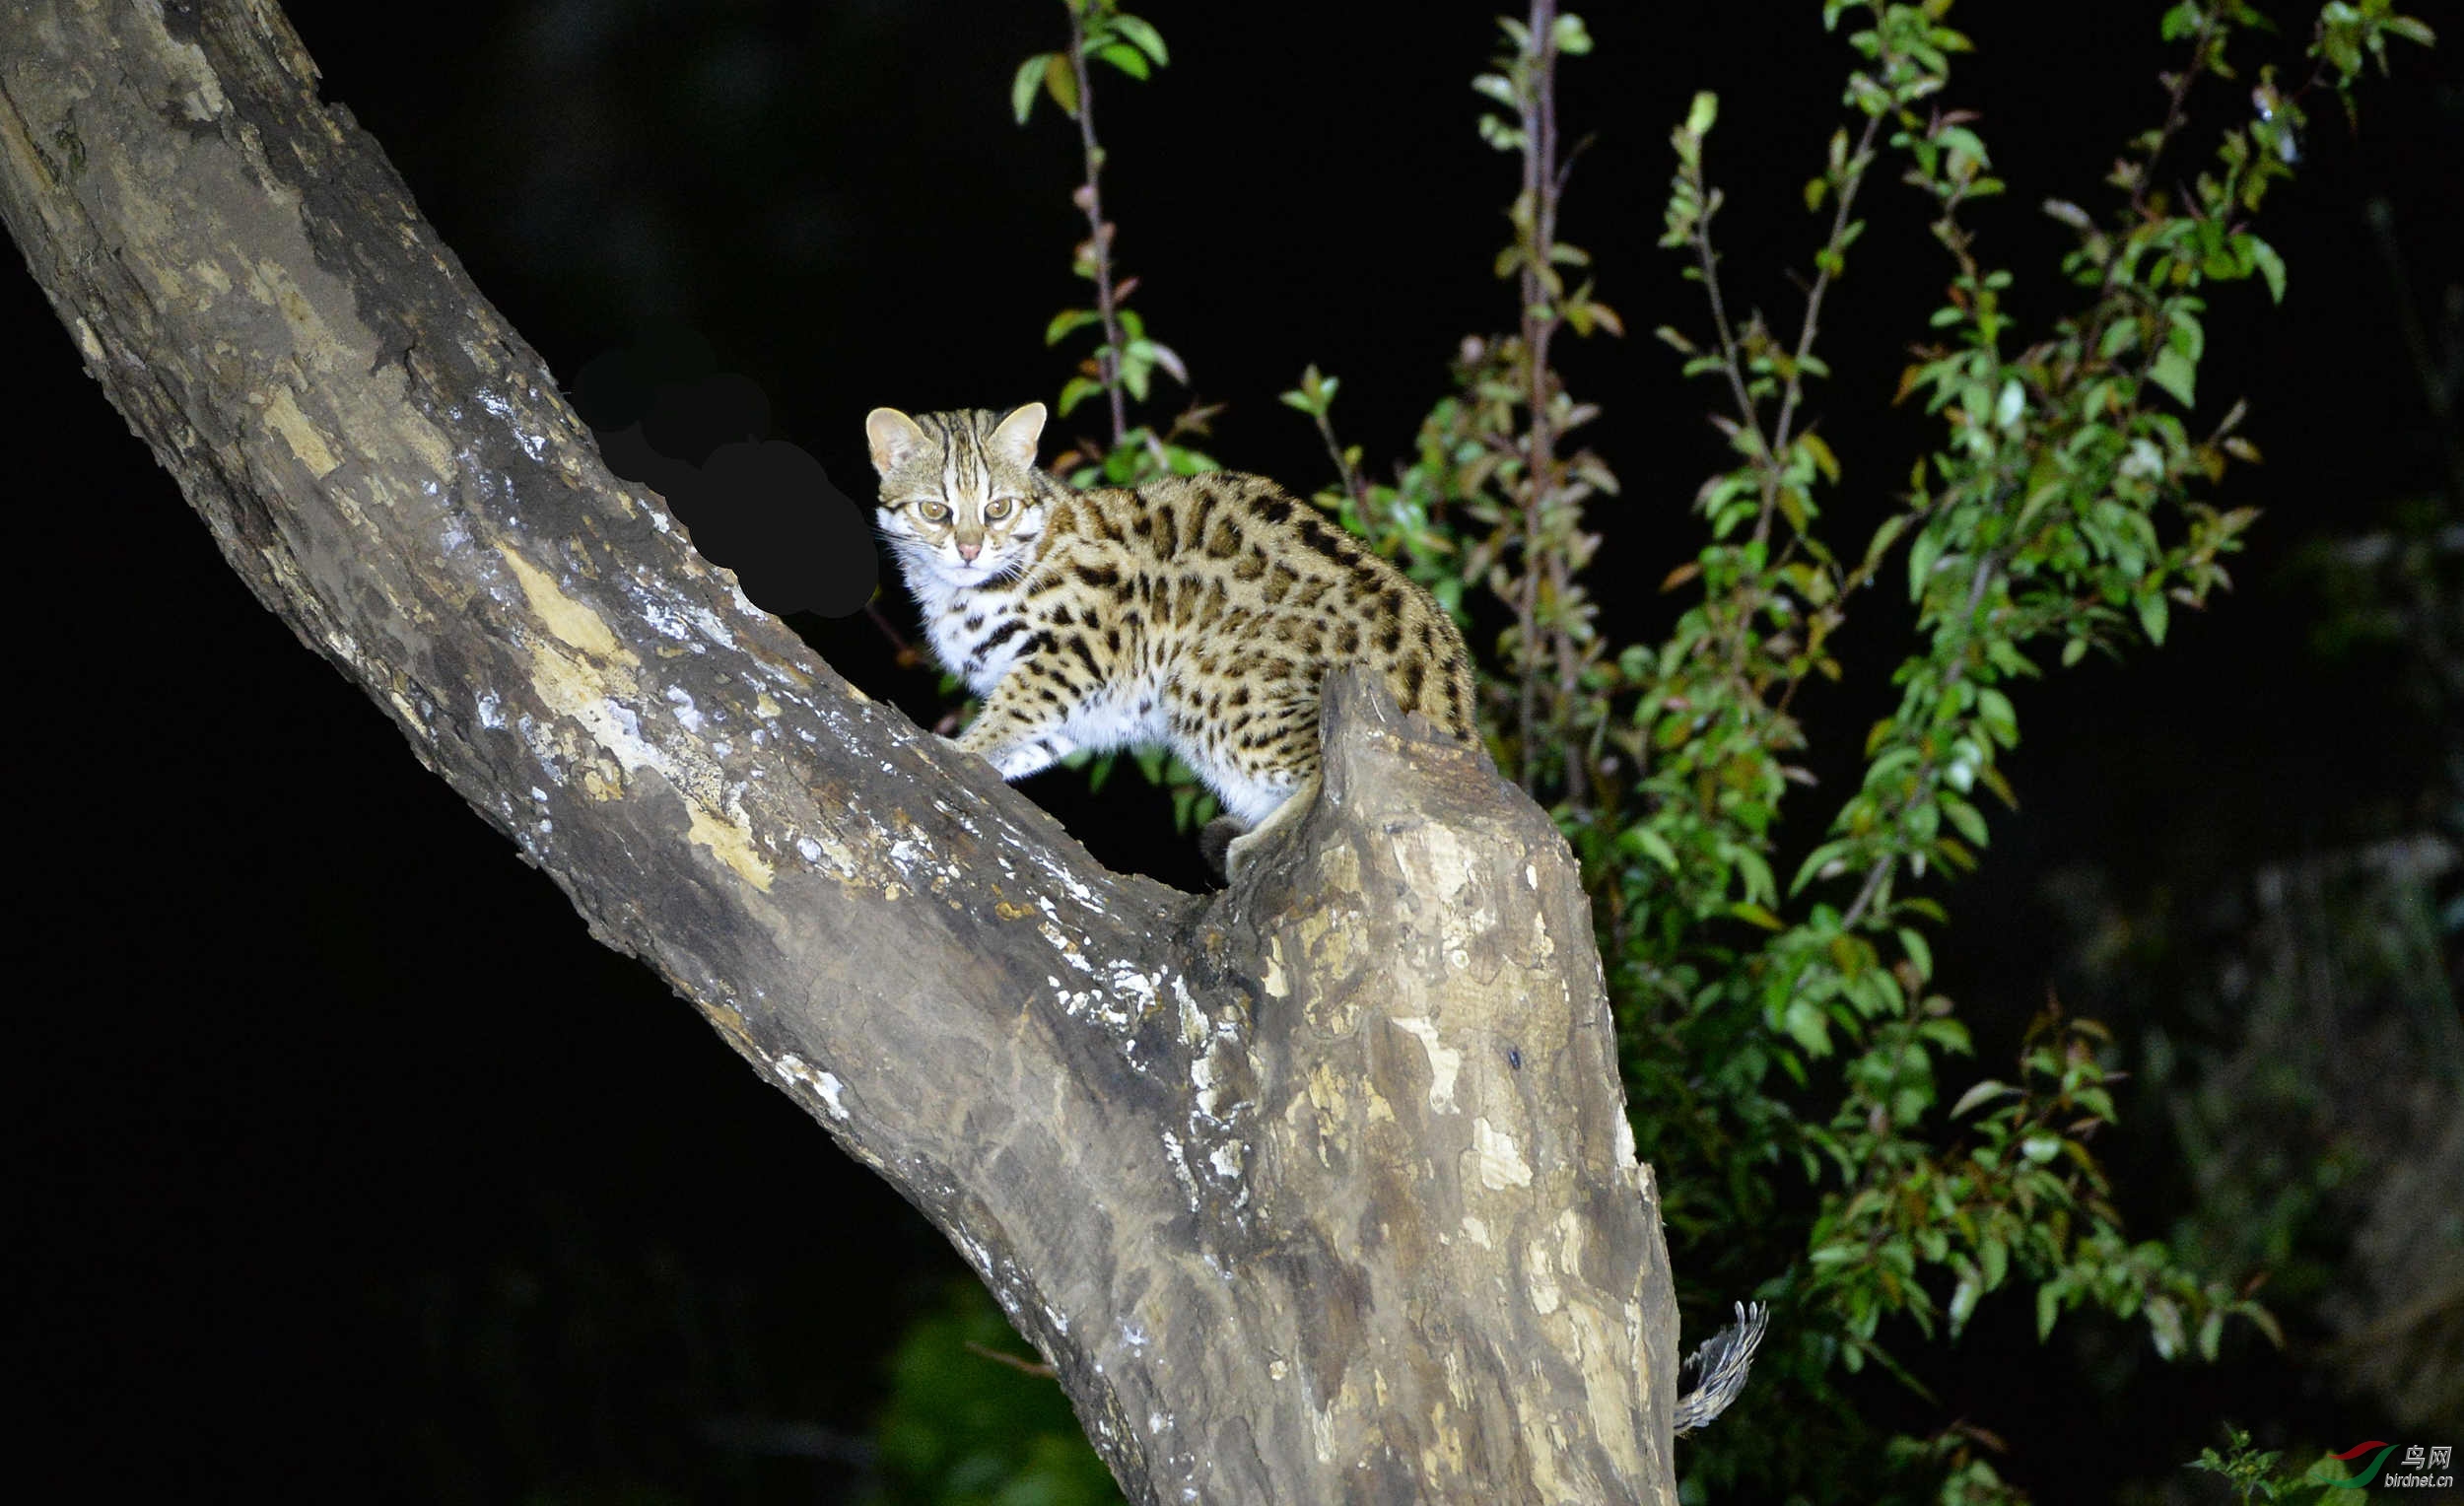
xmin=1472 ymin=1117 xmax=1535 ymax=1190
xmin=262 ymin=384 xmax=337 ymax=476
xmin=501 ymin=549 xmax=635 ymax=664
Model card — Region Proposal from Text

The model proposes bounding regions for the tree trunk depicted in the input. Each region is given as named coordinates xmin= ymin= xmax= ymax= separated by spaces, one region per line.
xmin=0 ymin=3 xmax=1681 ymax=1498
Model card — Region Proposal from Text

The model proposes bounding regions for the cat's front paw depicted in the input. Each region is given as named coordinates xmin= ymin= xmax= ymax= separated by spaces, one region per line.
xmin=960 ymin=734 xmax=1071 ymax=782
xmin=940 ymin=730 xmax=1062 ymax=783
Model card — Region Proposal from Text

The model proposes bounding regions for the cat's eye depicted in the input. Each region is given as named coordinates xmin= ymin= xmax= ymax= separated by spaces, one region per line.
xmin=986 ymin=497 xmax=1017 ymax=520
xmin=917 ymin=500 xmax=951 ymax=522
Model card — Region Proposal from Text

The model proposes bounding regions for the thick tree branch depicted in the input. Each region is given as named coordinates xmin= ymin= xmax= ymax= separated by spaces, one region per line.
xmin=0 ymin=4 xmax=1681 ymax=1499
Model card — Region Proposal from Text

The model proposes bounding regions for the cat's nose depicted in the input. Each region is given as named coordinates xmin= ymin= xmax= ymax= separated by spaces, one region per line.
xmin=957 ymin=540 xmax=982 ymax=561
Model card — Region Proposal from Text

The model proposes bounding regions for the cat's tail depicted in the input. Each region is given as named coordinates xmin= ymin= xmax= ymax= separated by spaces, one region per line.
xmin=1674 ymin=1301 xmax=1769 ymax=1435
xmin=1198 ymin=815 xmax=1245 ymax=880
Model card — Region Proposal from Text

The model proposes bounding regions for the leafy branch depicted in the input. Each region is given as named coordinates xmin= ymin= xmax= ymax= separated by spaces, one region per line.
xmin=1284 ymin=4 xmax=1624 ymax=802
xmin=1010 ymin=2 xmax=1221 ymax=832
xmin=1626 ymin=1 xmax=2426 ymax=1492
xmin=1014 ymin=0 xmax=1196 ymax=477
xmin=954 ymin=3 xmax=2435 ymax=1499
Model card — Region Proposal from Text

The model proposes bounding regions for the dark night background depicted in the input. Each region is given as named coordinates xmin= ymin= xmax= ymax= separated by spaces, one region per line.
xmin=9 ymin=2 xmax=2457 ymax=1501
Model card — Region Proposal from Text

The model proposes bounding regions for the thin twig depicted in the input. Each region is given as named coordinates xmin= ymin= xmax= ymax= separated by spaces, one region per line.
xmin=1511 ymin=0 xmax=1562 ymax=792
xmin=1770 ymin=109 xmax=1887 ymax=467
xmin=1510 ymin=0 xmax=1591 ymax=803
xmin=1066 ymin=10 xmax=1129 ymax=447
xmin=964 ymin=1339 xmax=1059 ymax=1380
xmin=1310 ymin=406 xmax=1371 ymax=513
xmin=2133 ymin=12 xmax=2218 ymax=220
xmin=1687 ymin=220 xmax=1762 ymax=492
xmin=865 ymin=598 xmax=919 ymax=667
xmin=1839 ymin=854 xmax=1896 ymax=931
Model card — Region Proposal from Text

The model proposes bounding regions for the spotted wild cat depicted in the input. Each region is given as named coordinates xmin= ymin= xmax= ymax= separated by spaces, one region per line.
xmin=865 ymin=402 xmax=1476 ymax=876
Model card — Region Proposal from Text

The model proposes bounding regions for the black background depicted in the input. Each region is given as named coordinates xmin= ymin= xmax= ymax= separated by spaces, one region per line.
xmin=9 ymin=1 xmax=2456 ymax=1499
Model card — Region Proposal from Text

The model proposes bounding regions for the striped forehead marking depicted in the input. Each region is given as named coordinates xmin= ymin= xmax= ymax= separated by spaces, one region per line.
xmin=931 ymin=412 xmax=993 ymax=503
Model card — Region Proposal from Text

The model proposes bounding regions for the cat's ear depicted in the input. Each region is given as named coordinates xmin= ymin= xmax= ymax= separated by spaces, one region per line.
xmin=989 ymin=402 xmax=1048 ymax=470
xmin=865 ymin=407 xmax=927 ymax=473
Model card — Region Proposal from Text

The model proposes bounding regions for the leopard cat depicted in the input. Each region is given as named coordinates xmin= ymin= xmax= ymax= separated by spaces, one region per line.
xmin=865 ymin=401 xmax=1476 ymax=877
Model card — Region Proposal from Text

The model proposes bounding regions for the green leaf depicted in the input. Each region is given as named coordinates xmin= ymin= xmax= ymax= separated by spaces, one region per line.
xmin=1045 ymin=308 xmax=1101 ymax=346
xmin=1625 ymin=825 xmax=1681 ymax=873
xmin=2167 ymin=308 xmax=2205 ymax=364
xmin=1975 ymin=686 xmax=2018 ymax=747
xmin=1144 ymin=338 xmax=1189 ymax=385
xmin=1950 ymin=1077 xmax=2011 ymax=1119
xmin=1057 ymin=375 xmax=1104 ymax=416
xmin=2188 ymin=1307 xmax=2223 ymax=1362
xmin=1907 ymin=524 xmax=1944 ymax=601
xmin=1044 ymin=52 xmax=1080 ymax=116
xmin=2150 ymin=346 xmax=2198 ymax=407
xmin=1993 ymin=378 xmax=2024 ymax=429
xmin=1097 ymin=41 xmax=1150 ymax=80
xmin=1552 ymin=12 xmax=1594 ymax=54
xmin=1942 ymin=794 xmax=1990 ymax=847
xmin=1861 ymin=513 xmax=1909 ymax=576
xmin=1790 ymin=838 xmax=1855 ymax=894
xmin=1010 ymin=55 xmax=1050 ymax=124
xmin=2248 ymin=235 xmax=2288 ymax=303
xmin=1898 ymin=926 xmax=1934 ymax=982
xmin=1936 ymin=125 xmax=1990 ymax=167
xmin=1784 ymin=996 xmax=1831 ymax=1054
xmin=1732 ymin=901 xmax=1785 ymax=930
xmin=1685 ymin=90 xmax=1719 ymax=137
xmin=1801 ymin=432 xmax=1842 ymax=484
xmin=2137 ymin=588 xmax=2170 ymax=645
xmin=1735 ymin=848 xmax=1778 ymax=907
xmin=2148 ymin=1295 xmax=2185 ymax=1360
xmin=1949 ymin=1271 xmax=1980 ymax=1335
xmin=1917 ymin=1017 xmax=1969 ymax=1054
xmin=1111 ymin=14 xmax=1170 ymax=65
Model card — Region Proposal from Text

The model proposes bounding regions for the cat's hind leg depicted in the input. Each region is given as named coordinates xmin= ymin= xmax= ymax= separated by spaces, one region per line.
xmin=1212 ymin=692 xmax=1328 ymax=879
xmin=1221 ymin=771 xmax=1319 ymax=880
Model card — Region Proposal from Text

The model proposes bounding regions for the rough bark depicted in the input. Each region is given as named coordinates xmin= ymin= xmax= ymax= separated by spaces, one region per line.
xmin=0 ymin=3 xmax=1680 ymax=1499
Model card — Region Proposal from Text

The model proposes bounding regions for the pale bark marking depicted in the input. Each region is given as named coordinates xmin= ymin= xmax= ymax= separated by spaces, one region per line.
xmin=1390 ymin=1016 xmax=1465 ymax=1112
xmin=1473 ymin=1117 xmax=1534 ymax=1190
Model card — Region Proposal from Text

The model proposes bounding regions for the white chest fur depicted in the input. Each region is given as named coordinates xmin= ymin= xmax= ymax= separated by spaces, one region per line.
xmin=909 ymin=573 xmax=1034 ymax=700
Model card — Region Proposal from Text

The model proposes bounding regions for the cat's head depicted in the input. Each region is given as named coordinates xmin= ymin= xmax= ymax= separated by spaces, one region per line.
xmin=864 ymin=403 xmax=1050 ymax=587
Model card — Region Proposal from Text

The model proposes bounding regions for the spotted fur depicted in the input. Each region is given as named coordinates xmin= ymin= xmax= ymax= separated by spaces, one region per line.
xmin=866 ymin=402 xmax=1476 ymax=875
